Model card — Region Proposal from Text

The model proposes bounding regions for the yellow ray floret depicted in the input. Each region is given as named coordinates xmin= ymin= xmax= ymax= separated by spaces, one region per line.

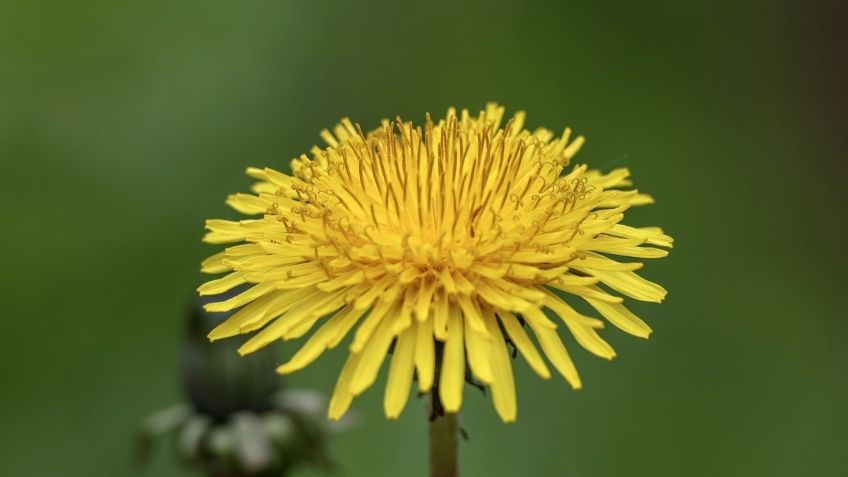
xmin=198 ymin=103 xmax=672 ymax=422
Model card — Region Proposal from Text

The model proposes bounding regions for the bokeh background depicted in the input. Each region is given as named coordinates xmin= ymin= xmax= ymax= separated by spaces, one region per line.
xmin=2 ymin=1 xmax=846 ymax=476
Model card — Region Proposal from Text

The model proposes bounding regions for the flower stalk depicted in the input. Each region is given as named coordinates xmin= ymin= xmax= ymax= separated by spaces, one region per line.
xmin=429 ymin=392 xmax=458 ymax=477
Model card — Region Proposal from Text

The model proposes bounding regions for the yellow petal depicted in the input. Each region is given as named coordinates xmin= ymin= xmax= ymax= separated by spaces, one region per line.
xmin=607 ymin=224 xmax=673 ymax=247
xmin=203 ymin=281 xmax=276 ymax=313
xmin=349 ymin=305 xmax=399 ymax=395
xmin=583 ymin=167 xmax=632 ymax=188
xmin=200 ymin=251 xmax=231 ymax=274
xmin=589 ymin=242 xmax=669 ymax=259
xmin=464 ymin=314 xmax=493 ymax=384
xmin=528 ymin=321 xmax=581 ymax=389
xmin=456 ymin=294 xmax=489 ymax=336
xmin=327 ymin=305 xmax=369 ymax=349
xmin=226 ymin=193 xmax=270 ymax=215
xmin=237 ymin=289 xmax=339 ymax=355
xmin=317 ymin=269 xmax=365 ymax=292
xmin=497 ymin=310 xmax=551 ymax=379
xmin=475 ymin=279 xmax=531 ymax=312
xmin=384 ymin=325 xmax=417 ymax=419
xmin=519 ymin=306 xmax=557 ymax=330
xmin=272 ymin=270 xmax=328 ymax=290
xmin=415 ymin=279 xmax=437 ymax=321
xmin=585 ymin=297 xmax=652 ymax=338
xmin=207 ymin=291 xmax=281 ymax=341
xmin=276 ymin=310 xmax=349 ymax=375
xmin=353 ymin=275 xmax=393 ymax=310
xmin=581 ymin=269 xmax=667 ymax=303
xmin=570 ymin=253 xmax=643 ymax=271
xmin=484 ymin=311 xmax=517 ymax=422
xmin=548 ymin=282 xmax=623 ymax=303
xmin=433 ymin=289 xmax=451 ymax=341
xmin=563 ymin=135 xmax=585 ymax=159
xmin=349 ymin=296 xmax=400 ymax=353
xmin=439 ymin=308 xmax=465 ymax=412
xmin=239 ymin=287 xmax=321 ymax=333
xmin=197 ymin=271 xmax=246 ymax=296
xmin=414 ymin=318 xmax=436 ymax=392
xmin=328 ymin=352 xmax=361 ymax=420
xmin=392 ymin=286 xmax=417 ymax=334
xmin=542 ymin=290 xmax=616 ymax=360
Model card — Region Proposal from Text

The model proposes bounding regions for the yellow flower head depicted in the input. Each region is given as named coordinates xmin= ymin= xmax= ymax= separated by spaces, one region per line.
xmin=199 ymin=104 xmax=672 ymax=422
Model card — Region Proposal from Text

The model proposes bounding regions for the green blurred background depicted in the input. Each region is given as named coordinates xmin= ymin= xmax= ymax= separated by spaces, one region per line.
xmin=2 ymin=0 xmax=846 ymax=476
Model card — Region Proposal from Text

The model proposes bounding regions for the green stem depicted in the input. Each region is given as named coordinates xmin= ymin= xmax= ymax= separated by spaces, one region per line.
xmin=429 ymin=392 xmax=458 ymax=477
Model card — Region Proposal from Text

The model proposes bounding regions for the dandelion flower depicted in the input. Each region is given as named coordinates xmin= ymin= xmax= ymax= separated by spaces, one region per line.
xmin=198 ymin=103 xmax=672 ymax=422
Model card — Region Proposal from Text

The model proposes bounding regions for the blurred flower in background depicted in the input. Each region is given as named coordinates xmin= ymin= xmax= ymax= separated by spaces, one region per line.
xmin=137 ymin=290 xmax=352 ymax=477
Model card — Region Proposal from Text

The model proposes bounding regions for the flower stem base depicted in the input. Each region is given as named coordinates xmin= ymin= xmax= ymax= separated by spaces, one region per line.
xmin=428 ymin=393 xmax=458 ymax=477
